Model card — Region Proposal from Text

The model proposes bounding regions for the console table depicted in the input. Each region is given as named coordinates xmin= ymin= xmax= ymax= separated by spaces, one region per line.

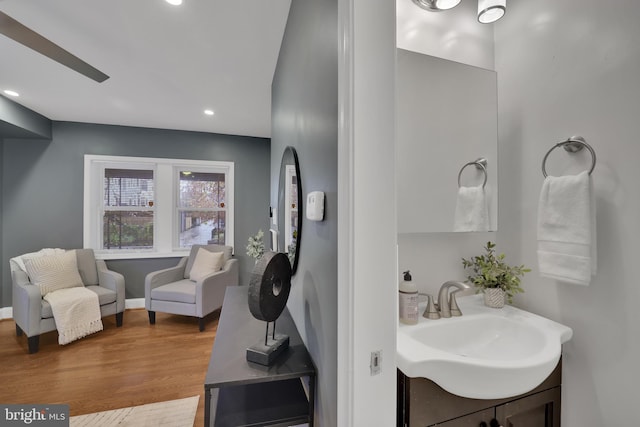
xmin=204 ymin=286 xmax=316 ymax=427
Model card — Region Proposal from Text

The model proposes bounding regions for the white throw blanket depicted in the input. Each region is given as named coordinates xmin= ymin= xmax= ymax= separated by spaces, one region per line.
xmin=43 ymin=287 xmax=103 ymax=345
xmin=537 ymin=170 xmax=597 ymax=285
xmin=453 ymin=186 xmax=490 ymax=232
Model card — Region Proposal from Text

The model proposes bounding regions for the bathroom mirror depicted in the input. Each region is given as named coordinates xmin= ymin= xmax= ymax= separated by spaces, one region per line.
xmin=278 ymin=146 xmax=302 ymax=275
xmin=396 ymin=48 xmax=498 ymax=233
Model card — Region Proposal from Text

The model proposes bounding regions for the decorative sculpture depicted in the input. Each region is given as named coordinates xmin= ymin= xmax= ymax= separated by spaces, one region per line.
xmin=247 ymin=251 xmax=292 ymax=365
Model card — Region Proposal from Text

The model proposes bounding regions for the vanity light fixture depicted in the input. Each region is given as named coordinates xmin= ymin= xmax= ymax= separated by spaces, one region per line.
xmin=3 ymin=89 xmax=19 ymax=97
xmin=411 ymin=0 xmax=461 ymax=12
xmin=478 ymin=0 xmax=506 ymax=24
xmin=165 ymin=0 xmax=182 ymax=5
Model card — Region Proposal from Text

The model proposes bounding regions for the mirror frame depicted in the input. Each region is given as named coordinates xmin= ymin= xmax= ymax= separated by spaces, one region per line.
xmin=278 ymin=146 xmax=303 ymax=275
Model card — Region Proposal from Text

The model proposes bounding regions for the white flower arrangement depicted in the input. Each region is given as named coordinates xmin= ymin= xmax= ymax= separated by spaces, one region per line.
xmin=246 ymin=229 xmax=265 ymax=260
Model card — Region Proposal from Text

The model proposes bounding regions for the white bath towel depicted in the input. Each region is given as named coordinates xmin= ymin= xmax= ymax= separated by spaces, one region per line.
xmin=537 ymin=171 xmax=597 ymax=285
xmin=453 ymin=186 xmax=489 ymax=232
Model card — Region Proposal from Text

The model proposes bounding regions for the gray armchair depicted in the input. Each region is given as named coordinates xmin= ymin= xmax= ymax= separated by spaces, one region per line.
xmin=11 ymin=248 xmax=125 ymax=353
xmin=145 ymin=244 xmax=239 ymax=331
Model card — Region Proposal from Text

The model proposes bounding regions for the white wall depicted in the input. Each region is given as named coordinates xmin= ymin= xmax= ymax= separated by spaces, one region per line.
xmin=338 ymin=0 xmax=398 ymax=425
xmin=495 ymin=1 xmax=640 ymax=425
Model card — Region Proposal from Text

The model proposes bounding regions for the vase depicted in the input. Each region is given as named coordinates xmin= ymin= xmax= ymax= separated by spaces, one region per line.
xmin=483 ymin=288 xmax=505 ymax=308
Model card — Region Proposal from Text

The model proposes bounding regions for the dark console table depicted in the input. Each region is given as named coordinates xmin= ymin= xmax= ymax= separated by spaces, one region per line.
xmin=204 ymin=286 xmax=316 ymax=427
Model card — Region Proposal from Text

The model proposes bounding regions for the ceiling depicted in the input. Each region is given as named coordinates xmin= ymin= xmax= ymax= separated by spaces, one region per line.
xmin=0 ymin=0 xmax=291 ymax=138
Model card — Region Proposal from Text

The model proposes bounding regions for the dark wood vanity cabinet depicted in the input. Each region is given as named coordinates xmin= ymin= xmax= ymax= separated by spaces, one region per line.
xmin=398 ymin=360 xmax=562 ymax=427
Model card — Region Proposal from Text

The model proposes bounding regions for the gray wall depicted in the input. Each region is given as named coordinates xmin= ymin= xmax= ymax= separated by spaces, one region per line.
xmin=271 ymin=0 xmax=338 ymax=425
xmin=0 ymin=139 xmax=3 ymax=308
xmin=0 ymin=94 xmax=51 ymax=139
xmin=1 ymin=121 xmax=270 ymax=306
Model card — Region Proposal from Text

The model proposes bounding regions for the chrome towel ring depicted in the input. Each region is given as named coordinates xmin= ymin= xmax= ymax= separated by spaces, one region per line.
xmin=458 ymin=158 xmax=488 ymax=189
xmin=542 ymin=136 xmax=596 ymax=178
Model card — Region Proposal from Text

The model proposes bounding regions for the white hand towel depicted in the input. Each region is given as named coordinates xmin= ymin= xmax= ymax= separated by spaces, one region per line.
xmin=453 ymin=186 xmax=489 ymax=232
xmin=537 ymin=170 xmax=597 ymax=285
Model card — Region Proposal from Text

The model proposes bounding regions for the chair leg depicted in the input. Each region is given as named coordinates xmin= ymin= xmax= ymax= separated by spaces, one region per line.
xmin=16 ymin=324 xmax=23 ymax=337
xmin=116 ymin=312 xmax=124 ymax=327
xmin=199 ymin=318 xmax=205 ymax=332
xmin=148 ymin=311 xmax=156 ymax=325
xmin=28 ymin=336 xmax=40 ymax=354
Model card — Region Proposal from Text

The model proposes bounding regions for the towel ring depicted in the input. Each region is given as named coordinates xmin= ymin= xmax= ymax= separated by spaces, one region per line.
xmin=458 ymin=158 xmax=488 ymax=189
xmin=542 ymin=136 xmax=596 ymax=177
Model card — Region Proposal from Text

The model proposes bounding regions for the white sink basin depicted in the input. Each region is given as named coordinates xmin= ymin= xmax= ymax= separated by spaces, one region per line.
xmin=397 ymin=294 xmax=572 ymax=399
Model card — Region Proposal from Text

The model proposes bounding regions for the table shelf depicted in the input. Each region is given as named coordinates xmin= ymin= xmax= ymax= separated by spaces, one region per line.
xmin=205 ymin=286 xmax=316 ymax=427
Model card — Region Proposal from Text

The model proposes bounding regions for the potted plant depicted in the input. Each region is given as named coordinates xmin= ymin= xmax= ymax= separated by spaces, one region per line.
xmin=246 ymin=229 xmax=265 ymax=263
xmin=461 ymin=241 xmax=530 ymax=308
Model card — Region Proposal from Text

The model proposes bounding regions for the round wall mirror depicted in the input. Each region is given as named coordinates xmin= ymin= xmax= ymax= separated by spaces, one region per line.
xmin=278 ymin=146 xmax=302 ymax=275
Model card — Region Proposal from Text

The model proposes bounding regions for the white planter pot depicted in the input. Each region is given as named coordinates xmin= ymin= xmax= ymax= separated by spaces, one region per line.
xmin=483 ymin=288 xmax=505 ymax=308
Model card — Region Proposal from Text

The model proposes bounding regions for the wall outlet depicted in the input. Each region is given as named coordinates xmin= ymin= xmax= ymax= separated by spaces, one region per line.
xmin=370 ymin=350 xmax=382 ymax=376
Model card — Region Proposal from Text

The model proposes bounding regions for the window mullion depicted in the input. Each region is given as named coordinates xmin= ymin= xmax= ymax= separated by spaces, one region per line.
xmin=155 ymin=163 xmax=173 ymax=254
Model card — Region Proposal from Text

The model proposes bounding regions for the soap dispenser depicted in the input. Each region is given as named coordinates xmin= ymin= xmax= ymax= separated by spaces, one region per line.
xmin=399 ymin=270 xmax=419 ymax=325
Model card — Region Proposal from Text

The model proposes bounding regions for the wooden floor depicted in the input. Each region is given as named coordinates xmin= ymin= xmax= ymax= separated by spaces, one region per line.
xmin=0 ymin=308 xmax=220 ymax=427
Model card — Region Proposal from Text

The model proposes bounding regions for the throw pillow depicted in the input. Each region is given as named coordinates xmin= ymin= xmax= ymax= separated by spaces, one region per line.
xmin=24 ymin=250 xmax=84 ymax=296
xmin=189 ymin=249 xmax=225 ymax=282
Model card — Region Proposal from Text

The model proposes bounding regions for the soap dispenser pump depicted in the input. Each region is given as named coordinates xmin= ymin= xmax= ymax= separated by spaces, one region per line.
xmin=399 ymin=270 xmax=419 ymax=325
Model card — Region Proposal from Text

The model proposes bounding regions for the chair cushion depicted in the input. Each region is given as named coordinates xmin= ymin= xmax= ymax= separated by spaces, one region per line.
xmin=189 ymin=249 xmax=225 ymax=282
xmin=76 ymin=249 xmax=99 ymax=285
xmin=41 ymin=285 xmax=117 ymax=319
xmin=184 ymin=244 xmax=232 ymax=279
xmin=25 ymin=251 xmax=84 ymax=296
xmin=150 ymin=279 xmax=197 ymax=304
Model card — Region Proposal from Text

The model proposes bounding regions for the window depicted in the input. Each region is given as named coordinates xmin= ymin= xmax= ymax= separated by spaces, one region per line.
xmin=84 ymin=155 xmax=234 ymax=259
xmin=103 ymin=168 xmax=155 ymax=250
xmin=177 ymin=170 xmax=226 ymax=247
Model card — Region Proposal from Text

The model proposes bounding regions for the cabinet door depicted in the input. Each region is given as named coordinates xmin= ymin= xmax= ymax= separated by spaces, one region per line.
xmin=495 ymin=387 xmax=561 ymax=427
xmin=428 ymin=408 xmax=495 ymax=427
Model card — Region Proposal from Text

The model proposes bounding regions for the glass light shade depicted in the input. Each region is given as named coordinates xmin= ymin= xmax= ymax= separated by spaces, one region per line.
xmin=478 ymin=0 xmax=506 ymax=24
xmin=412 ymin=0 xmax=461 ymax=11
xmin=435 ymin=0 xmax=462 ymax=10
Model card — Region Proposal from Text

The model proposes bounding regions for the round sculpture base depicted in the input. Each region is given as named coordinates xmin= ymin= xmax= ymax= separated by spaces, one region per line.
xmin=246 ymin=333 xmax=290 ymax=366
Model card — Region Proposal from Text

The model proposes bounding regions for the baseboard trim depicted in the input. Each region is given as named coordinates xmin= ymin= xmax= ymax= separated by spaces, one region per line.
xmin=0 ymin=298 xmax=146 ymax=320
xmin=0 ymin=307 xmax=13 ymax=320
xmin=125 ymin=298 xmax=145 ymax=310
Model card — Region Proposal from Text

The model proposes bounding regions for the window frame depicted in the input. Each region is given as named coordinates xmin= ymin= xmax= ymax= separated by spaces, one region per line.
xmin=84 ymin=154 xmax=234 ymax=260
xmin=173 ymin=166 xmax=229 ymax=250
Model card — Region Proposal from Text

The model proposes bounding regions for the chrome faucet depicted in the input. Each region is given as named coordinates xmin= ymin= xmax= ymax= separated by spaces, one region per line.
xmin=423 ymin=281 xmax=472 ymax=319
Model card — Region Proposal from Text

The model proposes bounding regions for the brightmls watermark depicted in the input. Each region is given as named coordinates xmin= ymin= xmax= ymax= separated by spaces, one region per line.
xmin=0 ymin=405 xmax=69 ymax=426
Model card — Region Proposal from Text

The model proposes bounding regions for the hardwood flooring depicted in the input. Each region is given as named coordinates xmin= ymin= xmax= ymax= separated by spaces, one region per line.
xmin=0 ymin=308 xmax=220 ymax=426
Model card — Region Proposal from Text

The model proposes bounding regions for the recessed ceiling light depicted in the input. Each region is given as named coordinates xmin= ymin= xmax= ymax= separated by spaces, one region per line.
xmin=3 ymin=89 xmax=19 ymax=97
xmin=204 ymin=109 xmax=215 ymax=116
xmin=166 ymin=0 xmax=182 ymax=5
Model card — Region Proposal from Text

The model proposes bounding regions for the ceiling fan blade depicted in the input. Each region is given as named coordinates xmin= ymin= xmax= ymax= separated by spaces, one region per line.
xmin=0 ymin=11 xmax=109 ymax=83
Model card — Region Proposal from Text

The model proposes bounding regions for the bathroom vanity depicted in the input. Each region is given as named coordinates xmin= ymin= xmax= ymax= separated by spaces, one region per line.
xmin=397 ymin=360 xmax=561 ymax=426
xmin=396 ymin=295 xmax=572 ymax=427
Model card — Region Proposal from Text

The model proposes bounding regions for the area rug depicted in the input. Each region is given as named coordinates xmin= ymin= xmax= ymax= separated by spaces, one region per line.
xmin=70 ymin=395 xmax=199 ymax=427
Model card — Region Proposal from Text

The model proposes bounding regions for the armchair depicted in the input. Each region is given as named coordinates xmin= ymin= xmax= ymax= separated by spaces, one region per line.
xmin=145 ymin=244 xmax=239 ymax=331
xmin=11 ymin=248 xmax=125 ymax=353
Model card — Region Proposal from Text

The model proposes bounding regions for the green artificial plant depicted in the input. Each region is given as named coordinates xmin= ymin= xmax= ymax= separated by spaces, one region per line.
xmin=461 ymin=241 xmax=531 ymax=304
xmin=246 ymin=229 xmax=265 ymax=260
